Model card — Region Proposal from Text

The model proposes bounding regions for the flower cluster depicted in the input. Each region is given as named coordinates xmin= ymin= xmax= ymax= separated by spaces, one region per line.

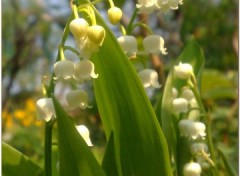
xmin=136 ymin=0 xmax=183 ymax=14
xmin=171 ymin=62 xmax=212 ymax=173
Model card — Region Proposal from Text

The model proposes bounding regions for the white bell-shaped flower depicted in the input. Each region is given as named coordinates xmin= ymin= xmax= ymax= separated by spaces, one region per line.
xmin=76 ymin=125 xmax=93 ymax=146
xmin=181 ymin=88 xmax=195 ymax=101
xmin=191 ymin=142 xmax=209 ymax=155
xmin=172 ymin=98 xmax=188 ymax=114
xmin=117 ymin=35 xmax=138 ymax=56
xmin=183 ymin=162 xmax=202 ymax=176
xmin=66 ymin=89 xmax=90 ymax=109
xmin=174 ymin=62 xmax=193 ymax=79
xmin=69 ymin=18 xmax=89 ymax=39
xmin=36 ymin=98 xmax=56 ymax=122
xmin=157 ymin=0 xmax=183 ymax=11
xmin=138 ymin=69 xmax=161 ymax=88
xmin=136 ymin=0 xmax=157 ymax=14
xmin=178 ymin=119 xmax=194 ymax=137
xmin=108 ymin=6 xmax=122 ymax=25
xmin=143 ymin=35 xmax=167 ymax=55
xmin=54 ymin=60 xmax=75 ymax=81
xmin=74 ymin=60 xmax=98 ymax=82
xmin=188 ymin=122 xmax=206 ymax=140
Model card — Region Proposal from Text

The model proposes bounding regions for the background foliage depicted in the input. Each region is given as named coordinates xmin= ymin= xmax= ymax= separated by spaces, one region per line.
xmin=2 ymin=0 xmax=238 ymax=173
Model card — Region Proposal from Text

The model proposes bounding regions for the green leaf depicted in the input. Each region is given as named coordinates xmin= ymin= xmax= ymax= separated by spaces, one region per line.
xmin=161 ymin=38 xmax=205 ymax=175
xmin=75 ymin=2 xmax=173 ymax=176
xmin=101 ymin=132 xmax=118 ymax=176
xmin=2 ymin=142 xmax=44 ymax=176
xmin=52 ymin=96 xmax=106 ymax=176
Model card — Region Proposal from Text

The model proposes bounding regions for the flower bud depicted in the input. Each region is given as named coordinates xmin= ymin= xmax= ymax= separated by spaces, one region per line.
xmin=172 ymin=98 xmax=188 ymax=114
xmin=108 ymin=6 xmax=122 ymax=25
xmin=74 ymin=60 xmax=98 ymax=81
xmin=191 ymin=142 xmax=208 ymax=155
xmin=188 ymin=98 xmax=200 ymax=120
xmin=143 ymin=35 xmax=167 ymax=55
xmin=117 ymin=35 xmax=138 ymax=55
xmin=87 ymin=25 xmax=105 ymax=46
xmin=178 ymin=119 xmax=193 ymax=137
xmin=69 ymin=18 xmax=89 ymax=39
xmin=76 ymin=125 xmax=93 ymax=146
xmin=174 ymin=62 xmax=193 ymax=79
xmin=66 ymin=89 xmax=90 ymax=109
xmin=36 ymin=98 xmax=56 ymax=122
xmin=181 ymin=88 xmax=194 ymax=101
xmin=54 ymin=60 xmax=75 ymax=81
xmin=138 ymin=69 xmax=161 ymax=88
xmin=183 ymin=162 xmax=201 ymax=176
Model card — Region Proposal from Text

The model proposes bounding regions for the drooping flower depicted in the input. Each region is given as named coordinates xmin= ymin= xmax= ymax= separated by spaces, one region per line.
xmin=74 ymin=60 xmax=98 ymax=82
xmin=178 ymin=119 xmax=194 ymax=137
xmin=143 ymin=35 xmax=167 ymax=55
xmin=117 ymin=35 xmax=138 ymax=56
xmin=53 ymin=60 xmax=75 ymax=81
xmin=183 ymin=162 xmax=202 ymax=176
xmin=136 ymin=0 xmax=157 ymax=14
xmin=69 ymin=18 xmax=89 ymax=39
xmin=172 ymin=97 xmax=188 ymax=114
xmin=87 ymin=25 xmax=106 ymax=46
xmin=174 ymin=62 xmax=193 ymax=79
xmin=66 ymin=89 xmax=90 ymax=109
xmin=181 ymin=88 xmax=195 ymax=101
xmin=108 ymin=6 xmax=122 ymax=25
xmin=138 ymin=69 xmax=161 ymax=88
xmin=156 ymin=0 xmax=183 ymax=11
xmin=36 ymin=98 xmax=56 ymax=122
xmin=190 ymin=142 xmax=209 ymax=155
xmin=179 ymin=120 xmax=206 ymax=139
xmin=76 ymin=125 xmax=93 ymax=146
xmin=188 ymin=122 xmax=206 ymax=140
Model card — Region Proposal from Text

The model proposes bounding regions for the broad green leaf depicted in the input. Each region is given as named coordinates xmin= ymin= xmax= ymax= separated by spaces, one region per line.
xmin=161 ymin=38 xmax=205 ymax=175
xmin=52 ymin=96 xmax=106 ymax=176
xmin=218 ymin=147 xmax=238 ymax=176
xmin=2 ymin=142 xmax=44 ymax=176
xmin=76 ymin=0 xmax=173 ymax=175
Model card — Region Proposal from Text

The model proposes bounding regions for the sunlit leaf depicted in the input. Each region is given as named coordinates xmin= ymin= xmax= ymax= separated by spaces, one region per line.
xmin=2 ymin=142 xmax=44 ymax=176
xmin=74 ymin=0 xmax=173 ymax=175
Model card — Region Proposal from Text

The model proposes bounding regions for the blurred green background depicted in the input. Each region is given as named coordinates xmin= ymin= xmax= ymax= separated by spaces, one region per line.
xmin=2 ymin=0 xmax=238 ymax=173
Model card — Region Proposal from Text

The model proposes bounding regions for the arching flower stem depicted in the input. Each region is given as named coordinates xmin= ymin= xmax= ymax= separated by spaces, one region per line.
xmin=187 ymin=74 xmax=217 ymax=175
xmin=131 ymin=22 xmax=153 ymax=34
xmin=63 ymin=45 xmax=81 ymax=57
xmin=126 ymin=8 xmax=139 ymax=34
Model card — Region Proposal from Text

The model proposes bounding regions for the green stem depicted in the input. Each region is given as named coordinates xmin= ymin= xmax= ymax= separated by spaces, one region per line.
xmin=63 ymin=45 xmax=80 ymax=56
xmin=107 ymin=0 xmax=114 ymax=8
xmin=126 ymin=8 xmax=139 ymax=34
xmin=131 ymin=22 xmax=153 ymax=34
xmin=73 ymin=4 xmax=79 ymax=18
xmin=44 ymin=121 xmax=53 ymax=176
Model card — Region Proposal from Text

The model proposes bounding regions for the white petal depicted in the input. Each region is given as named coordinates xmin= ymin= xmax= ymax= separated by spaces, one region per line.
xmin=172 ymin=98 xmax=188 ymax=113
xmin=174 ymin=62 xmax=193 ymax=79
xmin=138 ymin=69 xmax=161 ymax=88
xmin=54 ymin=60 xmax=75 ymax=80
xmin=66 ymin=89 xmax=89 ymax=109
xmin=36 ymin=98 xmax=56 ymax=122
xmin=117 ymin=35 xmax=137 ymax=55
xmin=143 ymin=35 xmax=167 ymax=55
xmin=76 ymin=125 xmax=93 ymax=146
xmin=74 ymin=60 xmax=98 ymax=81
